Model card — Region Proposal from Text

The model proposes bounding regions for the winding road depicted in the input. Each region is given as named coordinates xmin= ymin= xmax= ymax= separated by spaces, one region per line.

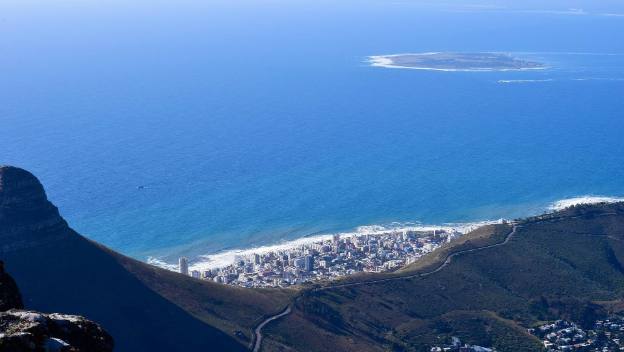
xmin=252 ymin=305 xmax=292 ymax=352
xmin=250 ymin=224 xmax=520 ymax=352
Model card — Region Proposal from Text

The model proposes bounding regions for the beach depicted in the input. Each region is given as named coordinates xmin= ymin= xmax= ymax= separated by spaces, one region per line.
xmin=147 ymin=196 xmax=624 ymax=275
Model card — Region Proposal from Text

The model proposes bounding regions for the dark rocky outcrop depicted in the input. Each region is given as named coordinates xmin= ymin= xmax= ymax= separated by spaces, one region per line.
xmin=0 ymin=261 xmax=23 ymax=311
xmin=0 ymin=310 xmax=114 ymax=352
xmin=0 ymin=166 xmax=246 ymax=351
xmin=0 ymin=261 xmax=113 ymax=351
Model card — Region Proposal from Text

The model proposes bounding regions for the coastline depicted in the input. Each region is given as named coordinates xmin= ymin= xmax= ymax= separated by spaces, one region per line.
xmin=148 ymin=195 xmax=624 ymax=274
xmin=148 ymin=220 xmax=502 ymax=273
xmin=549 ymin=196 xmax=624 ymax=211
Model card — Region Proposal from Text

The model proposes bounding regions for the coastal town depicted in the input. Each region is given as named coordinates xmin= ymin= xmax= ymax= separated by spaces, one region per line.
xmin=430 ymin=337 xmax=495 ymax=352
xmin=529 ymin=317 xmax=624 ymax=351
xmin=428 ymin=316 xmax=624 ymax=352
xmin=177 ymin=228 xmax=462 ymax=288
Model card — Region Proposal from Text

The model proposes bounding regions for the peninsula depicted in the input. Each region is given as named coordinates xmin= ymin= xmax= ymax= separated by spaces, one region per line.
xmin=369 ymin=52 xmax=545 ymax=71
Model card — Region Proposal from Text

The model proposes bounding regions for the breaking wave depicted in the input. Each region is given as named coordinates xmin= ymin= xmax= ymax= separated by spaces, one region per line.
xmin=148 ymin=195 xmax=624 ymax=273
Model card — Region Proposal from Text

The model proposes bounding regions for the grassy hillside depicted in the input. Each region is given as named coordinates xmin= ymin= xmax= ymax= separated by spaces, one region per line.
xmin=262 ymin=203 xmax=624 ymax=352
xmin=111 ymin=248 xmax=295 ymax=342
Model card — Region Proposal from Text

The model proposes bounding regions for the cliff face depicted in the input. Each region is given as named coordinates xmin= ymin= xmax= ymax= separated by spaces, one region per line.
xmin=0 ymin=167 xmax=70 ymax=254
xmin=0 ymin=166 xmax=246 ymax=351
xmin=0 ymin=261 xmax=113 ymax=351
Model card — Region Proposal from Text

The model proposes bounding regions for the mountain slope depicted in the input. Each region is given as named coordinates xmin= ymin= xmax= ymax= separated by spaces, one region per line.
xmin=7 ymin=164 xmax=624 ymax=351
xmin=262 ymin=203 xmax=624 ymax=352
xmin=0 ymin=166 xmax=288 ymax=351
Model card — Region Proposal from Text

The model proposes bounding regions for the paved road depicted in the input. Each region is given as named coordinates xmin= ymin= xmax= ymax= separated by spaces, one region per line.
xmin=250 ymin=210 xmax=624 ymax=351
xmin=250 ymin=224 xmax=520 ymax=352
xmin=252 ymin=305 xmax=292 ymax=352
xmin=320 ymin=224 xmax=519 ymax=289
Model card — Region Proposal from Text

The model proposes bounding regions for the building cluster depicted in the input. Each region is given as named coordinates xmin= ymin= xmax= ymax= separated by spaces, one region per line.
xmin=528 ymin=317 xmax=624 ymax=351
xmin=430 ymin=337 xmax=495 ymax=352
xmin=179 ymin=229 xmax=460 ymax=288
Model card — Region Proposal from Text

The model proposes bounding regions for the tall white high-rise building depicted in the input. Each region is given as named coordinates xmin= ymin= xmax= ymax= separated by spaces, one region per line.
xmin=304 ymin=255 xmax=314 ymax=272
xmin=179 ymin=257 xmax=189 ymax=276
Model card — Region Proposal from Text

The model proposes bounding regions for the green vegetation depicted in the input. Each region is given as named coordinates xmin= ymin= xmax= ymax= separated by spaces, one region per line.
xmin=109 ymin=246 xmax=295 ymax=343
xmin=262 ymin=203 xmax=624 ymax=352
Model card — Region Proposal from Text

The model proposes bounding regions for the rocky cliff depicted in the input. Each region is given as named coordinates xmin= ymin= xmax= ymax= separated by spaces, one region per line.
xmin=0 ymin=261 xmax=113 ymax=351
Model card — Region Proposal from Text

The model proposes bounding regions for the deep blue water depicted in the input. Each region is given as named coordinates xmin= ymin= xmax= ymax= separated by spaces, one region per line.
xmin=2 ymin=0 xmax=624 ymax=262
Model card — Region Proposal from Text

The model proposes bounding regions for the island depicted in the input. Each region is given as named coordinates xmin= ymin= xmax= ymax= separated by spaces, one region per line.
xmin=369 ymin=52 xmax=545 ymax=71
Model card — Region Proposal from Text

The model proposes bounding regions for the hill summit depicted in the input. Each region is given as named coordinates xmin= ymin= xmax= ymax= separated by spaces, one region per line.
xmin=0 ymin=166 xmax=70 ymax=253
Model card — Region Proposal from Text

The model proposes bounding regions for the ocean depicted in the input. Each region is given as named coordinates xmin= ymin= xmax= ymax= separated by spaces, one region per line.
xmin=2 ymin=0 xmax=624 ymax=268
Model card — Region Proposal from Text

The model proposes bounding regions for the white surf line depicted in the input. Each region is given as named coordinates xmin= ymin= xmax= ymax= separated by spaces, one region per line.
xmin=550 ymin=196 xmax=624 ymax=211
xmin=252 ymin=223 xmax=520 ymax=351
xmin=498 ymin=79 xmax=555 ymax=84
xmin=148 ymin=197 xmax=624 ymax=273
xmin=252 ymin=207 xmax=624 ymax=351
xmin=174 ymin=221 xmax=500 ymax=272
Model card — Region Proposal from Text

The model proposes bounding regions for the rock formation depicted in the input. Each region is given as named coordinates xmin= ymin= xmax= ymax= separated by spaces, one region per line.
xmin=0 ymin=261 xmax=114 ymax=351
